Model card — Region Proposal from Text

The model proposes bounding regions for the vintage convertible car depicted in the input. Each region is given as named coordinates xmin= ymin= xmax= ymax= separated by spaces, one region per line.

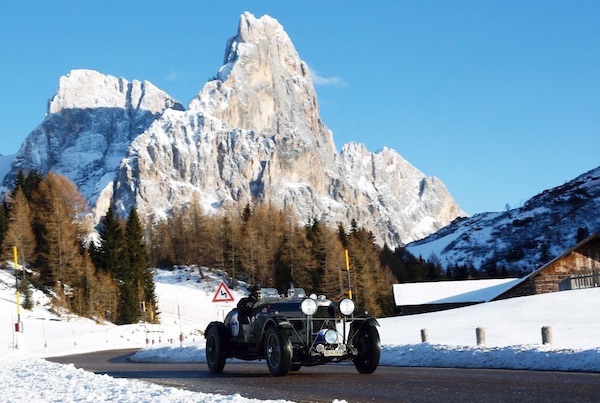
xmin=204 ymin=288 xmax=380 ymax=376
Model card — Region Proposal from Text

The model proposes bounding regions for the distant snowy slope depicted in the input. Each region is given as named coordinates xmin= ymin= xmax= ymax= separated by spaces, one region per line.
xmin=407 ymin=166 xmax=600 ymax=272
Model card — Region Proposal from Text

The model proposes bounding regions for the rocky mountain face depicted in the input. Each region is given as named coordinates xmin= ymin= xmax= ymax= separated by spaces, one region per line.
xmin=407 ymin=166 xmax=600 ymax=273
xmin=3 ymin=69 xmax=184 ymax=215
xmin=2 ymin=12 xmax=464 ymax=247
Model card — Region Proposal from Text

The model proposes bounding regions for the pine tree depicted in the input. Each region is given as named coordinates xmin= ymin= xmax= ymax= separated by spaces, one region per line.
xmin=148 ymin=219 xmax=175 ymax=267
xmin=93 ymin=270 xmax=119 ymax=321
xmin=217 ymin=214 xmax=237 ymax=288
xmin=276 ymin=221 xmax=314 ymax=291
xmin=94 ymin=206 xmax=125 ymax=278
xmin=380 ymin=244 xmax=404 ymax=282
xmin=2 ymin=187 xmax=36 ymax=265
xmin=20 ymin=276 xmax=34 ymax=310
xmin=186 ymin=195 xmax=213 ymax=266
xmin=425 ymin=253 xmax=444 ymax=280
xmin=95 ymin=206 xmax=141 ymax=324
xmin=238 ymin=204 xmax=258 ymax=285
xmin=116 ymin=280 xmax=138 ymax=325
xmin=242 ymin=202 xmax=252 ymax=223
xmin=346 ymin=225 xmax=394 ymax=317
xmin=0 ymin=202 xmax=8 ymax=249
xmin=242 ymin=205 xmax=273 ymax=287
xmin=12 ymin=169 xmax=43 ymax=200
xmin=26 ymin=171 xmax=43 ymax=197
xmin=124 ymin=207 xmax=157 ymax=323
xmin=28 ymin=173 xmax=96 ymax=314
xmin=13 ymin=171 xmax=25 ymax=192
xmin=337 ymin=223 xmax=349 ymax=248
xmin=31 ymin=174 xmax=87 ymax=289
xmin=318 ymin=229 xmax=347 ymax=302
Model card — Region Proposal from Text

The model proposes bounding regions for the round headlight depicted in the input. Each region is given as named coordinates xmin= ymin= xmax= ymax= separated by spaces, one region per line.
xmin=339 ymin=298 xmax=355 ymax=316
xmin=324 ymin=329 xmax=338 ymax=344
xmin=301 ymin=298 xmax=318 ymax=316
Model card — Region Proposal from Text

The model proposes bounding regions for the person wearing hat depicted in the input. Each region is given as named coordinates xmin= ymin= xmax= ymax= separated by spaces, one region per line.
xmin=237 ymin=285 xmax=261 ymax=324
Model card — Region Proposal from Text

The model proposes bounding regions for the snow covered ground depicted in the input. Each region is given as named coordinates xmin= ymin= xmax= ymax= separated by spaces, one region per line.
xmin=1 ymin=265 xmax=599 ymax=402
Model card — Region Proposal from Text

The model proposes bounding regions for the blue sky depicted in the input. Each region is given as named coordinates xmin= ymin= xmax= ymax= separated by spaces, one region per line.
xmin=1 ymin=1 xmax=598 ymax=215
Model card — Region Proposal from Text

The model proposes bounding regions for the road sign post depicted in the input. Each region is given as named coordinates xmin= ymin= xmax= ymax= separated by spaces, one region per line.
xmin=213 ymin=281 xmax=235 ymax=321
xmin=212 ymin=281 xmax=235 ymax=303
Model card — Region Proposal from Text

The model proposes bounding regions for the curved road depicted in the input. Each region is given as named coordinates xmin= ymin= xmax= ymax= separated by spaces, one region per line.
xmin=48 ymin=349 xmax=600 ymax=403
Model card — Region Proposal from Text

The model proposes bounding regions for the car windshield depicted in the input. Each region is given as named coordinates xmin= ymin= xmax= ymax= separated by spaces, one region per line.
xmin=286 ymin=288 xmax=306 ymax=298
xmin=260 ymin=288 xmax=279 ymax=298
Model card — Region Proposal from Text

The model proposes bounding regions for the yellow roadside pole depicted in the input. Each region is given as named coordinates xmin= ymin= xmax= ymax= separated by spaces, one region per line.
xmin=345 ymin=249 xmax=353 ymax=299
xmin=14 ymin=246 xmax=23 ymax=330
xmin=13 ymin=246 xmax=23 ymax=348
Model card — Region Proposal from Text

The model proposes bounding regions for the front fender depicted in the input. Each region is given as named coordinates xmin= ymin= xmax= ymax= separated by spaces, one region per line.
xmin=257 ymin=317 xmax=294 ymax=348
xmin=349 ymin=317 xmax=379 ymax=340
xmin=260 ymin=316 xmax=294 ymax=335
xmin=358 ymin=317 xmax=380 ymax=327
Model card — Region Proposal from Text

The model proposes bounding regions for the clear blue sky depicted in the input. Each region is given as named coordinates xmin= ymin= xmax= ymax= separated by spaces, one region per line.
xmin=1 ymin=1 xmax=598 ymax=215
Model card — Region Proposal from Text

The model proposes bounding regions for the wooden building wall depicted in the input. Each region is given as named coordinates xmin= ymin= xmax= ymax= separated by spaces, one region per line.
xmin=533 ymin=237 xmax=600 ymax=293
xmin=496 ymin=236 xmax=600 ymax=300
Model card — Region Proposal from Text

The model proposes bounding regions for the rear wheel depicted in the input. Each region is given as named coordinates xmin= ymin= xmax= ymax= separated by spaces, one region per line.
xmin=206 ymin=325 xmax=227 ymax=373
xmin=353 ymin=325 xmax=381 ymax=374
xmin=264 ymin=327 xmax=292 ymax=376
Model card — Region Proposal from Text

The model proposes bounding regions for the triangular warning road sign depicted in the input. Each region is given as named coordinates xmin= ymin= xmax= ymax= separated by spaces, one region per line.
xmin=212 ymin=281 xmax=235 ymax=303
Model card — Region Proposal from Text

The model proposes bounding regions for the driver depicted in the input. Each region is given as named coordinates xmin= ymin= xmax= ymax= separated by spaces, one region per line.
xmin=237 ymin=285 xmax=261 ymax=324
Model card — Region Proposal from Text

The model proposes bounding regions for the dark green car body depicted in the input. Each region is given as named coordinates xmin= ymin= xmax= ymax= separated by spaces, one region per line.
xmin=205 ymin=293 xmax=381 ymax=376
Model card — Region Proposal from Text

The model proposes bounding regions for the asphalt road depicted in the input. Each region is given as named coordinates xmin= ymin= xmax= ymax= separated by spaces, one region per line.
xmin=47 ymin=349 xmax=600 ymax=403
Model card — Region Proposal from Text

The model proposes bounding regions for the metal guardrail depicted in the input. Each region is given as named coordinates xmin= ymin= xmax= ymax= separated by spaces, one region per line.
xmin=559 ymin=272 xmax=600 ymax=291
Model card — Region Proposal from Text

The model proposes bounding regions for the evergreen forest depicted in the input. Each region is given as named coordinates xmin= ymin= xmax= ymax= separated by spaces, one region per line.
xmin=1 ymin=171 xmax=156 ymax=324
xmin=0 ymin=171 xmax=522 ymax=322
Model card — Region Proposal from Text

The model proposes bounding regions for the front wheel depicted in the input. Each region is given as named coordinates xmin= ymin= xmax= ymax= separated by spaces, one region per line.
xmin=264 ymin=327 xmax=292 ymax=376
xmin=206 ymin=324 xmax=227 ymax=373
xmin=352 ymin=325 xmax=381 ymax=374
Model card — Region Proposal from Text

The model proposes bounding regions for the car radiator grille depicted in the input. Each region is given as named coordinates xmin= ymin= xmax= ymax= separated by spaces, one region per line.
xmin=313 ymin=305 xmax=336 ymax=330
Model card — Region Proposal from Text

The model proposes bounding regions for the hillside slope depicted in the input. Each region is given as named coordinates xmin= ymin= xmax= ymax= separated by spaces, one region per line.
xmin=407 ymin=166 xmax=600 ymax=272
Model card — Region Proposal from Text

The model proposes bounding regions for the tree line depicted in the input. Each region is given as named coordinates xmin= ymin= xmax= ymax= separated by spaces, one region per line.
xmin=147 ymin=198 xmax=524 ymax=317
xmin=0 ymin=171 xmax=156 ymax=324
xmin=1 ymin=171 xmax=523 ymax=322
xmin=149 ymin=200 xmax=396 ymax=317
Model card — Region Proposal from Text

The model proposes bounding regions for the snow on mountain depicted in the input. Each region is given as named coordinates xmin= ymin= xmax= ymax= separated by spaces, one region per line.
xmin=2 ymin=69 xmax=184 ymax=222
xmin=1 ymin=12 xmax=464 ymax=246
xmin=407 ymin=166 xmax=600 ymax=272
xmin=0 ymin=153 xmax=15 ymax=186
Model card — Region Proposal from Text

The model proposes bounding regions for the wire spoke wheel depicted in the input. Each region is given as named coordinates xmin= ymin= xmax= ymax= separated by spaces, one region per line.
xmin=264 ymin=327 xmax=292 ymax=376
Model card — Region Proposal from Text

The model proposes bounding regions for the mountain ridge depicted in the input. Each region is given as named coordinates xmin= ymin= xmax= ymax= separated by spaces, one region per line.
xmin=1 ymin=12 xmax=464 ymax=247
xmin=407 ymin=165 xmax=600 ymax=273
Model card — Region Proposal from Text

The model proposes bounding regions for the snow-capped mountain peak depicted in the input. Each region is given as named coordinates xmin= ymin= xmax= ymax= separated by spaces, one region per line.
xmin=191 ymin=12 xmax=323 ymax=141
xmin=48 ymin=69 xmax=182 ymax=114
xmin=2 ymin=12 xmax=464 ymax=247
